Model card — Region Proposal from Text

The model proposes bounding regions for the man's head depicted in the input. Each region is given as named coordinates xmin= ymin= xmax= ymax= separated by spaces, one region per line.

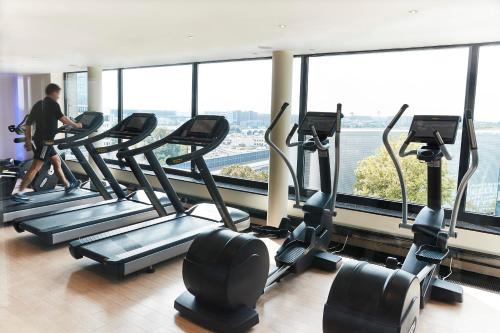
xmin=45 ymin=83 xmax=61 ymax=100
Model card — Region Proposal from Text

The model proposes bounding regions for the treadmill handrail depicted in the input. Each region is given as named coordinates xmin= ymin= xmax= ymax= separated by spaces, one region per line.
xmin=59 ymin=114 xmax=157 ymax=152
xmin=44 ymin=112 xmax=104 ymax=146
xmin=165 ymin=118 xmax=230 ymax=165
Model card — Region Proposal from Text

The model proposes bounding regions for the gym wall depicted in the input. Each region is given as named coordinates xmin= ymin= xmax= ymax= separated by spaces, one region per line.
xmin=0 ymin=73 xmax=51 ymax=160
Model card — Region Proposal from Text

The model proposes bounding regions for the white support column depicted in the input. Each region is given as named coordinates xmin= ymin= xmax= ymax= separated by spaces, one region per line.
xmin=87 ymin=67 xmax=103 ymax=176
xmin=87 ymin=67 xmax=102 ymax=113
xmin=267 ymin=50 xmax=293 ymax=227
xmin=50 ymin=72 xmax=65 ymax=113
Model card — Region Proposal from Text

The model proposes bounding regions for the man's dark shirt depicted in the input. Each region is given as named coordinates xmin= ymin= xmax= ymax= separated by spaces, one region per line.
xmin=26 ymin=97 xmax=64 ymax=141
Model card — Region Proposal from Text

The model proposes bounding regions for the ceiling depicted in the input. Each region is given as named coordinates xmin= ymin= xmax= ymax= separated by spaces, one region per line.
xmin=1 ymin=0 xmax=499 ymax=73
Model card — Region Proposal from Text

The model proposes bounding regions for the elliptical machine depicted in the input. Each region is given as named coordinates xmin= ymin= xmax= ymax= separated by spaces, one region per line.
xmin=1 ymin=115 xmax=59 ymax=198
xmin=323 ymin=105 xmax=479 ymax=333
xmin=174 ymin=102 xmax=343 ymax=332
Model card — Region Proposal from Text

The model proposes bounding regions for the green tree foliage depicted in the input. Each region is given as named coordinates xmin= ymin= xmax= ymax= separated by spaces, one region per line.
xmin=142 ymin=127 xmax=188 ymax=162
xmin=220 ymin=164 xmax=269 ymax=182
xmin=354 ymin=137 xmax=456 ymax=205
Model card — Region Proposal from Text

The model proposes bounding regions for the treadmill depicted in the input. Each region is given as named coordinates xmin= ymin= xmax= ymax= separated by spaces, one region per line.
xmin=69 ymin=115 xmax=250 ymax=277
xmin=13 ymin=113 xmax=174 ymax=245
xmin=1 ymin=112 xmax=107 ymax=223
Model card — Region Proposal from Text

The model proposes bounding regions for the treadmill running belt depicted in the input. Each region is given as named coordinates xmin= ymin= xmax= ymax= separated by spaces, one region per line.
xmin=20 ymin=200 xmax=149 ymax=233
xmin=79 ymin=215 xmax=217 ymax=260
xmin=1 ymin=188 xmax=91 ymax=212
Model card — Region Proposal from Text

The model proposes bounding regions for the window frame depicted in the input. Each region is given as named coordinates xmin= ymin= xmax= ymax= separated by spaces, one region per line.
xmin=63 ymin=41 xmax=500 ymax=232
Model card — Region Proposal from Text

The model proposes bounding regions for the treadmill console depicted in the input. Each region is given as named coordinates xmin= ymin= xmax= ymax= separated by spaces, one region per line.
xmin=58 ymin=112 xmax=103 ymax=134
xmin=409 ymin=115 xmax=460 ymax=144
xmin=298 ymin=112 xmax=340 ymax=137
xmin=120 ymin=115 xmax=151 ymax=133
xmin=169 ymin=116 xmax=224 ymax=145
xmin=78 ymin=114 xmax=97 ymax=128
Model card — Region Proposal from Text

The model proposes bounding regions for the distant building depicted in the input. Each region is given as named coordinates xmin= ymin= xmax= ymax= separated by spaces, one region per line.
xmin=496 ymin=169 xmax=500 ymax=216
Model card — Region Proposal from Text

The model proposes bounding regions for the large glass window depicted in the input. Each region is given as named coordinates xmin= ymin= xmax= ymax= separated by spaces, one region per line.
xmin=197 ymin=59 xmax=301 ymax=183
xmin=198 ymin=60 xmax=272 ymax=182
xmin=466 ymin=45 xmax=500 ymax=216
xmin=65 ymin=72 xmax=88 ymax=118
xmin=65 ymin=70 xmax=119 ymax=159
xmin=122 ymin=65 xmax=192 ymax=168
xmin=307 ymin=48 xmax=469 ymax=208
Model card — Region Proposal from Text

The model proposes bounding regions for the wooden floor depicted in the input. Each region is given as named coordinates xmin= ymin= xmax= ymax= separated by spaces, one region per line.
xmin=1 ymin=225 xmax=499 ymax=333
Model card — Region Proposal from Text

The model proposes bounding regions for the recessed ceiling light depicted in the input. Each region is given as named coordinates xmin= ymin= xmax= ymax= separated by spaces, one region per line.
xmin=277 ymin=24 xmax=287 ymax=29
xmin=408 ymin=9 xmax=418 ymax=14
xmin=309 ymin=48 xmax=316 ymax=52
xmin=187 ymin=34 xmax=194 ymax=39
xmin=258 ymin=45 xmax=272 ymax=50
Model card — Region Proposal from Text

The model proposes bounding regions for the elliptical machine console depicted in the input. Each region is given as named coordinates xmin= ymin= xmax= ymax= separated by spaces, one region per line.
xmin=174 ymin=103 xmax=344 ymax=332
xmin=323 ymin=105 xmax=479 ymax=333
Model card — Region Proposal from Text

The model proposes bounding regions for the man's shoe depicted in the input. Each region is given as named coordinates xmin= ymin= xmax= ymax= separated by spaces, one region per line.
xmin=65 ymin=180 xmax=81 ymax=194
xmin=12 ymin=192 xmax=31 ymax=203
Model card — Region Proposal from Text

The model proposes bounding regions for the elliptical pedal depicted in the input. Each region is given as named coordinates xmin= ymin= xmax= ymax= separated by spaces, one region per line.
xmin=416 ymin=244 xmax=449 ymax=264
xmin=276 ymin=245 xmax=306 ymax=265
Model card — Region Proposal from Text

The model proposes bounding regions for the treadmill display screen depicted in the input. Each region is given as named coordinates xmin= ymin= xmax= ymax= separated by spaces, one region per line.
xmin=124 ymin=116 xmax=148 ymax=132
xmin=409 ymin=116 xmax=460 ymax=144
xmin=188 ymin=119 xmax=218 ymax=137
xmin=299 ymin=112 xmax=337 ymax=137
xmin=79 ymin=114 xmax=94 ymax=128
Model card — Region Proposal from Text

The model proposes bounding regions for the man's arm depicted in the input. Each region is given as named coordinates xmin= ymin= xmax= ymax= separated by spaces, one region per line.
xmin=24 ymin=125 xmax=33 ymax=151
xmin=59 ymin=116 xmax=82 ymax=128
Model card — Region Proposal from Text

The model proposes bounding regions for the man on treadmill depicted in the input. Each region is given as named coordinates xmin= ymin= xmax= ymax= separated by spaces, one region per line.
xmin=12 ymin=83 xmax=83 ymax=203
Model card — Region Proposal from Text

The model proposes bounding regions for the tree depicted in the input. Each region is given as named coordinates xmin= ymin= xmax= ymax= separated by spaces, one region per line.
xmin=142 ymin=127 xmax=188 ymax=162
xmin=354 ymin=137 xmax=456 ymax=206
xmin=220 ymin=164 xmax=269 ymax=182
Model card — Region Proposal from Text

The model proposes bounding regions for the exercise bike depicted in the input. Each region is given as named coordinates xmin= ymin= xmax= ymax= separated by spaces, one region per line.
xmin=174 ymin=102 xmax=343 ymax=332
xmin=323 ymin=105 xmax=479 ymax=333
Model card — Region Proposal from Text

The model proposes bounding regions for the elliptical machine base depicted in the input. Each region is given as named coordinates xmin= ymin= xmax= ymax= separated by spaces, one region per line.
xmin=175 ymin=291 xmax=259 ymax=333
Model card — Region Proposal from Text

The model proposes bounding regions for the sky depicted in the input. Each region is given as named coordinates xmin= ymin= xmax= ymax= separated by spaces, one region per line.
xmin=100 ymin=45 xmax=500 ymax=122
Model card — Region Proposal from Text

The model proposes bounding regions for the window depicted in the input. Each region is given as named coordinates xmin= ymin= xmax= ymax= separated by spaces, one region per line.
xmin=65 ymin=72 xmax=88 ymax=118
xmin=466 ymin=45 xmax=500 ymax=216
xmin=196 ymin=58 xmax=301 ymax=184
xmin=64 ymin=70 xmax=119 ymax=159
xmin=307 ymin=48 xmax=470 ymax=208
xmin=122 ymin=65 xmax=192 ymax=168
xmin=198 ymin=60 xmax=272 ymax=182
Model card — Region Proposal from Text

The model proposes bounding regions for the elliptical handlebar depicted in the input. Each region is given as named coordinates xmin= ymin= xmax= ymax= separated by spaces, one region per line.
xmin=449 ymin=112 xmax=479 ymax=237
xmin=265 ymin=102 xmax=301 ymax=208
xmin=330 ymin=104 xmax=342 ymax=214
xmin=433 ymin=130 xmax=453 ymax=160
xmin=310 ymin=125 xmax=330 ymax=150
xmin=398 ymin=130 xmax=418 ymax=157
xmin=285 ymin=123 xmax=300 ymax=147
xmin=384 ymin=104 xmax=410 ymax=227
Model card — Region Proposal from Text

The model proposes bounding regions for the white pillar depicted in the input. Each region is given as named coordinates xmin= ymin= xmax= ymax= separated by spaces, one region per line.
xmin=87 ymin=67 xmax=103 ymax=177
xmin=50 ymin=72 xmax=65 ymax=113
xmin=87 ymin=67 xmax=102 ymax=113
xmin=267 ymin=51 xmax=293 ymax=227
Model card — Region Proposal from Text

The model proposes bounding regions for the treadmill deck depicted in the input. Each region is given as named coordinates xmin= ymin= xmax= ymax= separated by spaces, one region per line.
xmin=71 ymin=215 xmax=220 ymax=275
xmin=20 ymin=199 xmax=150 ymax=234
xmin=1 ymin=188 xmax=101 ymax=223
